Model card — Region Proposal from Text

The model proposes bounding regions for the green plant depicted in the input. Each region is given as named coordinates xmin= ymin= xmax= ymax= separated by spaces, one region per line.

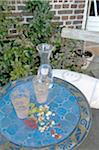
xmin=0 ymin=0 xmax=57 ymax=86
xmin=0 ymin=0 xmax=14 ymax=86
xmin=23 ymin=0 xmax=54 ymax=45
xmin=51 ymin=38 xmax=84 ymax=72
xmin=0 ymin=0 xmax=84 ymax=87
xmin=0 ymin=38 xmax=39 ymax=86
xmin=0 ymin=0 xmax=16 ymax=40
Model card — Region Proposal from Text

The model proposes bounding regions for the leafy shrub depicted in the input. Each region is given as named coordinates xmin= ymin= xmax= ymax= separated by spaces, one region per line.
xmin=0 ymin=0 xmax=55 ymax=86
xmin=0 ymin=38 xmax=40 ymax=86
xmin=23 ymin=0 xmax=54 ymax=45
xmin=51 ymin=38 xmax=84 ymax=71
xmin=0 ymin=0 xmax=83 ymax=86
xmin=0 ymin=0 xmax=14 ymax=86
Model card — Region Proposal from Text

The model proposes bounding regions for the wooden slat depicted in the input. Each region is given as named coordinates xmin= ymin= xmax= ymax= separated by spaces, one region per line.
xmin=86 ymin=26 xmax=99 ymax=32
xmin=94 ymin=0 xmax=98 ymax=17
xmin=87 ymin=17 xmax=99 ymax=21
xmin=87 ymin=21 xmax=99 ymax=27
xmin=87 ymin=17 xmax=99 ymax=31
xmin=61 ymin=28 xmax=99 ymax=43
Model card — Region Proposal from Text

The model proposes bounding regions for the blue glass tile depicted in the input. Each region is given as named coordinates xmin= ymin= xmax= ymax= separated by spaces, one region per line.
xmin=0 ymin=77 xmax=91 ymax=149
xmin=2 ymin=105 xmax=13 ymax=115
xmin=0 ymin=117 xmax=11 ymax=129
xmin=6 ymin=124 xmax=18 ymax=135
xmin=0 ymin=100 xmax=5 ymax=108
xmin=50 ymin=102 xmax=58 ymax=110
xmin=0 ymin=112 xmax=5 ymax=121
xmin=57 ymin=107 xmax=67 ymax=116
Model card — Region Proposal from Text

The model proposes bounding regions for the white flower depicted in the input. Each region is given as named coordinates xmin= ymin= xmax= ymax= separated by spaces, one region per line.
xmin=46 ymin=111 xmax=52 ymax=116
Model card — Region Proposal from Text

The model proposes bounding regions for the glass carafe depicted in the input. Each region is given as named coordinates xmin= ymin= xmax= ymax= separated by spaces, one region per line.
xmin=33 ymin=43 xmax=54 ymax=104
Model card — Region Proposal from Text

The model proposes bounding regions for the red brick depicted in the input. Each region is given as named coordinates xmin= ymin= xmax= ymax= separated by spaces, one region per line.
xmin=23 ymin=0 xmax=27 ymax=4
xmin=62 ymin=16 xmax=68 ymax=20
xmin=58 ymin=22 xmax=63 ymax=25
xmin=70 ymin=16 xmax=76 ymax=19
xmin=10 ymin=1 xmax=15 ymax=4
xmin=68 ymin=26 xmax=74 ymax=28
xmin=26 ymin=18 xmax=33 ymax=22
xmin=18 ymin=5 xmax=25 ymax=10
xmin=71 ymin=4 xmax=77 ymax=8
xmin=58 ymin=10 xmax=73 ymax=14
xmin=74 ymin=10 xmax=84 ymax=14
xmin=64 ymin=0 xmax=68 ymax=2
xmin=12 ymin=12 xmax=22 ymax=17
xmin=22 ymin=12 xmax=33 ymax=16
xmin=79 ymin=4 xmax=85 ymax=8
xmin=73 ymin=21 xmax=82 ymax=24
xmin=63 ymin=4 xmax=69 ymax=8
xmin=54 ymin=4 xmax=61 ymax=9
xmin=8 ymin=6 xmax=16 ymax=10
xmin=53 ymin=16 xmax=60 ymax=20
xmin=75 ymin=0 xmax=85 ymax=3
xmin=77 ymin=15 xmax=83 ymax=19
xmin=66 ymin=21 xmax=71 ymax=25
xmin=59 ymin=0 xmax=63 ymax=2
xmin=54 ymin=0 xmax=58 ymax=2
xmin=9 ymin=29 xmax=17 ymax=34
xmin=17 ymin=0 xmax=21 ymax=3
xmin=51 ymin=11 xmax=56 ymax=15
xmin=53 ymin=21 xmax=63 ymax=25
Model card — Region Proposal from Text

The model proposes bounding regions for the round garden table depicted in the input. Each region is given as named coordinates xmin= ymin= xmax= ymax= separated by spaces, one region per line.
xmin=0 ymin=76 xmax=92 ymax=150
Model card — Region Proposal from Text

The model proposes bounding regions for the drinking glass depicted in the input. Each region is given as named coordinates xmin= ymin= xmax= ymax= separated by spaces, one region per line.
xmin=33 ymin=43 xmax=54 ymax=104
xmin=10 ymin=90 xmax=30 ymax=119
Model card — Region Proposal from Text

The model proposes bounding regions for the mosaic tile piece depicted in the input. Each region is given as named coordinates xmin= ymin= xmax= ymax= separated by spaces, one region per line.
xmin=0 ymin=77 xmax=92 ymax=150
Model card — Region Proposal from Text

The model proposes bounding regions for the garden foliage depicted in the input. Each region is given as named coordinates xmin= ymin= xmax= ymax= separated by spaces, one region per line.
xmin=0 ymin=0 xmax=83 ymax=86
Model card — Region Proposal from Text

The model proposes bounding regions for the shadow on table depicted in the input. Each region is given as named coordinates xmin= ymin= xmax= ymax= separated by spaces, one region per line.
xmin=76 ymin=108 xmax=99 ymax=150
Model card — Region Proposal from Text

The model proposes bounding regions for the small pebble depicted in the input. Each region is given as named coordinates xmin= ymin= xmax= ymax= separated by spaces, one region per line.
xmin=40 ymin=122 xmax=45 ymax=126
xmin=44 ymin=105 xmax=49 ymax=109
xmin=51 ymin=129 xmax=55 ymax=134
xmin=46 ymin=111 xmax=52 ymax=116
xmin=39 ymin=105 xmax=43 ymax=108
xmin=52 ymin=134 xmax=55 ymax=137
xmin=51 ymin=121 xmax=55 ymax=125
xmin=46 ymin=116 xmax=50 ymax=120
xmin=55 ymin=134 xmax=62 ymax=139
xmin=57 ymin=123 xmax=61 ymax=127
xmin=52 ymin=113 xmax=55 ymax=116
xmin=38 ymin=116 xmax=44 ymax=122
xmin=37 ymin=112 xmax=44 ymax=116
xmin=39 ymin=126 xmax=45 ymax=132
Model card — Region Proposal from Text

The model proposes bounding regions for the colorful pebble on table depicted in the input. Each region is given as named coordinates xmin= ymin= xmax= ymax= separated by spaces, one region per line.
xmin=23 ymin=103 xmax=62 ymax=139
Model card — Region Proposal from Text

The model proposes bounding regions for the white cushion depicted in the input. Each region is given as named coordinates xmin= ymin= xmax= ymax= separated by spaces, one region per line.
xmin=53 ymin=69 xmax=99 ymax=109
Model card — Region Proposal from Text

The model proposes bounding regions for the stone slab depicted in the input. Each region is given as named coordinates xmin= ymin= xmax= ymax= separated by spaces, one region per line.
xmin=77 ymin=108 xmax=99 ymax=150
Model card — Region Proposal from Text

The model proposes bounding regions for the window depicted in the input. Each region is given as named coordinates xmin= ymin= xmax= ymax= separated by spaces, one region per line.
xmin=89 ymin=0 xmax=99 ymax=16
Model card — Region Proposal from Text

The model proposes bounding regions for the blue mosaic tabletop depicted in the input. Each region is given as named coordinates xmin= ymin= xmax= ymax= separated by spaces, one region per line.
xmin=0 ymin=77 xmax=92 ymax=150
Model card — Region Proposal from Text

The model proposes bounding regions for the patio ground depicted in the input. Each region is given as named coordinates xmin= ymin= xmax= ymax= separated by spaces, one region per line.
xmin=77 ymin=43 xmax=99 ymax=150
xmin=84 ymin=42 xmax=99 ymax=79
xmin=77 ymin=108 xmax=99 ymax=150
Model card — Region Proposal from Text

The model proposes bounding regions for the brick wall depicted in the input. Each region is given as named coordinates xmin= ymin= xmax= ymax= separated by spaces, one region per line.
xmin=8 ymin=0 xmax=86 ymax=34
xmin=50 ymin=0 xmax=85 ymax=29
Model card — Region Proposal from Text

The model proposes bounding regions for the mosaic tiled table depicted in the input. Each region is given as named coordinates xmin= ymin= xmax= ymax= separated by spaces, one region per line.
xmin=0 ymin=77 xmax=92 ymax=150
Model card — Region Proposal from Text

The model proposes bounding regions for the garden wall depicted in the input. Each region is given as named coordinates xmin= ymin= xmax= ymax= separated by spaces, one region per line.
xmin=9 ymin=0 xmax=86 ymax=34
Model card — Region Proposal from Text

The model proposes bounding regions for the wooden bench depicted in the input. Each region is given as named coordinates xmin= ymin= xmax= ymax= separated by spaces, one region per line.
xmin=61 ymin=28 xmax=99 ymax=44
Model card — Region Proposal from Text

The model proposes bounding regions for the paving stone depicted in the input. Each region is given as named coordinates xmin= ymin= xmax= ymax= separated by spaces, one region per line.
xmin=87 ymin=56 xmax=99 ymax=79
xmin=77 ymin=108 xmax=99 ymax=150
